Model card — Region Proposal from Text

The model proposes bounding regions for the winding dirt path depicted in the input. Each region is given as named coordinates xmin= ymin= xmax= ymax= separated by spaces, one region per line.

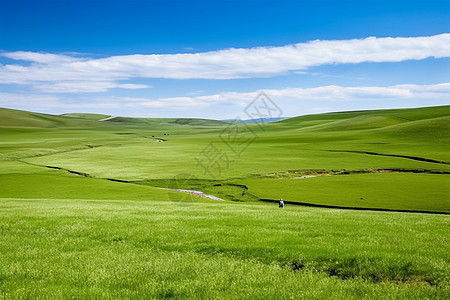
xmin=98 ymin=116 xmax=119 ymax=121
xmin=161 ymin=188 xmax=225 ymax=201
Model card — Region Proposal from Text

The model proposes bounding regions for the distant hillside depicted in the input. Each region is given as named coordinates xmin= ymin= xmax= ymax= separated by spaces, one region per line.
xmin=0 ymin=108 xmax=229 ymax=128
xmin=276 ymin=105 xmax=450 ymax=132
xmin=103 ymin=116 xmax=228 ymax=127
xmin=224 ymin=117 xmax=287 ymax=123
xmin=1 ymin=105 xmax=449 ymax=131
xmin=60 ymin=113 xmax=110 ymax=120
xmin=0 ymin=108 xmax=100 ymax=128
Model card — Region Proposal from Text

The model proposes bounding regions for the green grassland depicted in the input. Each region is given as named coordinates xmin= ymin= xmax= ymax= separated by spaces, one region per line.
xmin=1 ymin=199 xmax=448 ymax=299
xmin=0 ymin=105 xmax=449 ymax=298
xmin=4 ymin=105 xmax=447 ymax=211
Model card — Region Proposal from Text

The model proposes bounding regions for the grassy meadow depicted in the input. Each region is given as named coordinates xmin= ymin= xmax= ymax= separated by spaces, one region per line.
xmin=0 ymin=105 xmax=449 ymax=298
xmin=1 ymin=199 xmax=448 ymax=299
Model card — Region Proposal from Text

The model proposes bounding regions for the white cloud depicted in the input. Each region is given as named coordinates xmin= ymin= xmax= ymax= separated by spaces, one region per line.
xmin=34 ymin=81 xmax=151 ymax=93
xmin=0 ymin=51 xmax=82 ymax=64
xmin=124 ymin=97 xmax=211 ymax=108
xmin=125 ymin=83 xmax=450 ymax=108
xmin=0 ymin=34 xmax=449 ymax=93
xmin=0 ymin=92 xmax=123 ymax=109
xmin=1 ymin=83 xmax=448 ymax=117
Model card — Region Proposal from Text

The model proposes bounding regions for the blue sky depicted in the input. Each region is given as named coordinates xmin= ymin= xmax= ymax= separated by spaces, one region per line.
xmin=0 ymin=0 xmax=449 ymax=118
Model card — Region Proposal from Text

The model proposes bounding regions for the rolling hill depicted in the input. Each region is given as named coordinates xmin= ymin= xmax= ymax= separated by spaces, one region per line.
xmin=0 ymin=105 xmax=449 ymax=212
xmin=1 ymin=105 xmax=449 ymax=299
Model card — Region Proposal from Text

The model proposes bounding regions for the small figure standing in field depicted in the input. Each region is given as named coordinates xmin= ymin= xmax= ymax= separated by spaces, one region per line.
xmin=279 ymin=198 xmax=284 ymax=208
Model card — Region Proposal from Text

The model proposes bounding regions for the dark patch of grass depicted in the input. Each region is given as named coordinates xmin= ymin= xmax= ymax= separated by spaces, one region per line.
xmin=158 ymin=288 xmax=176 ymax=299
xmin=279 ymin=257 xmax=441 ymax=286
xmin=327 ymin=150 xmax=450 ymax=165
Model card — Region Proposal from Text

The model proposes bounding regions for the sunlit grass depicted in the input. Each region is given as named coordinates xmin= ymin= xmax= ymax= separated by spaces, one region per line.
xmin=1 ymin=199 xmax=448 ymax=299
xmin=0 ymin=105 xmax=449 ymax=298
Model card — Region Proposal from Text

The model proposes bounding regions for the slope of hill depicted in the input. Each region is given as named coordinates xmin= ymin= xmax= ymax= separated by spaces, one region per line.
xmin=0 ymin=108 xmax=95 ymax=128
xmin=0 ymin=105 xmax=449 ymax=213
xmin=102 ymin=116 xmax=229 ymax=127
xmin=60 ymin=113 xmax=110 ymax=120
xmin=0 ymin=108 xmax=229 ymax=129
xmin=1 ymin=105 xmax=448 ymax=299
xmin=276 ymin=105 xmax=450 ymax=131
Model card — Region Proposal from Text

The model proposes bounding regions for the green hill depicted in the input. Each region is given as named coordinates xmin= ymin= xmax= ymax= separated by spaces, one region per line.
xmin=0 ymin=108 xmax=93 ymax=128
xmin=60 ymin=113 xmax=110 ymax=120
xmin=0 ymin=105 xmax=448 ymax=213
xmin=0 ymin=104 xmax=449 ymax=299
xmin=102 ymin=116 xmax=228 ymax=127
xmin=277 ymin=105 xmax=450 ymax=131
xmin=0 ymin=108 xmax=229 ymax=129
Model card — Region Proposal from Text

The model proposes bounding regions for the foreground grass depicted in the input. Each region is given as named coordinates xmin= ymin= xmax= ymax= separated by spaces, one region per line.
xmin=0 ymin=199 xmax=448 ymax=299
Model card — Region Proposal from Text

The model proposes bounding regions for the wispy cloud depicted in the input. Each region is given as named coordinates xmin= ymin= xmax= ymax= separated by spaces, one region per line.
xmin=1 ymin=51 xmax=82 ymax=64
xmin=0 ymin=34 xmax=449 ymax=93
xmin=2 ymin=83 xmax=448 ymax=113
xmin=125 ymin=83 xmax=450 ymax=108
xmin=34 ymin=82 xmax=151 ymax=93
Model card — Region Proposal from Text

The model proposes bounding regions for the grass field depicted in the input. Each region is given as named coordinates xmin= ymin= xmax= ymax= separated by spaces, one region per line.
xmin=1 ymin=199 xmax=448 ymax=299
xmin=0 ymin=105 xmax=449 ymax=298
